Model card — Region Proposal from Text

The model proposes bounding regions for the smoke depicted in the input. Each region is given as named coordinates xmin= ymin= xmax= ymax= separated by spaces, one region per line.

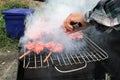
xmin=19 ymin=0 xmax=100 ymax=54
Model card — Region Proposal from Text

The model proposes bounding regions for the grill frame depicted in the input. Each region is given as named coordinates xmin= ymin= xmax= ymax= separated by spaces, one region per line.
xmin=20 ymin=35 xmax=108 ymax=73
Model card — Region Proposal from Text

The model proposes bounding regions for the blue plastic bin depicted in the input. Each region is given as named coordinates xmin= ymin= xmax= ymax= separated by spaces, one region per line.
xmin=2 ymin=8 xmax=34 ymax=39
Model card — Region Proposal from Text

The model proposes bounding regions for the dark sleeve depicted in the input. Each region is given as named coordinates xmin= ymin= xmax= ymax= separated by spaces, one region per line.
xmin=84 ymin=0 xmax=119 ymax=27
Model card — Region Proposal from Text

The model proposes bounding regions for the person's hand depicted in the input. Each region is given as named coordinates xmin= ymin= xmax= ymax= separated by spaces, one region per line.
xmin=62 ymin=12 xmax=89 ymax=33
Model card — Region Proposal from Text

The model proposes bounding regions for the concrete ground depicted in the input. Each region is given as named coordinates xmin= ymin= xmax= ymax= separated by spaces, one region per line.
xmin=0 ymin=1 xmax=45 ymax=80
xmin=0 ymin=50 xmax=18 ymax=80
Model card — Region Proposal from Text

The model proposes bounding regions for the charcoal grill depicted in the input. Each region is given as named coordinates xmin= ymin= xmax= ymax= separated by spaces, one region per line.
xmin=21 ymin=35 xmax=108 ymax=73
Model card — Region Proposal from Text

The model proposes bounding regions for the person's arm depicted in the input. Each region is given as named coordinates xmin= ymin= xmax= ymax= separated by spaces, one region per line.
xmin=84 ymin=0 xmax=120 ymax=27
xmin=63 ymin=0 xmax=120 ymax=33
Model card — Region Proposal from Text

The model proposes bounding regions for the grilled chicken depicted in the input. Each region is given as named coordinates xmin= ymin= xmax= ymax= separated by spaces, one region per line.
xmin=43 ymin=43 xmax=63 ymax=63
xmin=69 ymin=32 xmax=83 ymax=39
xmin=33 ymin=41 xmax=44 ymax=54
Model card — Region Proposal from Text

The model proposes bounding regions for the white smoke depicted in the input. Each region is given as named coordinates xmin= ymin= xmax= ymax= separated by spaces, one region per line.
xmin=20 ymin=0 xmax=100 ymax=53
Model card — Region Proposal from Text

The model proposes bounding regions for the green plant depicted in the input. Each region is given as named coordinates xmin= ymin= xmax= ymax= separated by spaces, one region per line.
xmin=0 ymin=1 xmax=29 ymax=51
xmin=0 ymin=1 xmax=29 ymax=12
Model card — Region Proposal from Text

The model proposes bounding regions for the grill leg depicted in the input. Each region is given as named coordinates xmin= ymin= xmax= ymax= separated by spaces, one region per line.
xmin=17 ymin=61 xmax=24 ymax=80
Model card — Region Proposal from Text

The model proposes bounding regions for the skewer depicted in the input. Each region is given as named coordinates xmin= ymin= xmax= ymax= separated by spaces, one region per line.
xmin=19 ymin=41 xmax=44 ymax=60
xmin=43 ymin=43 xmax=58 ymax=63
xmin=43 ymin=51 xmax=52 ymax=63
xmin=19 ymin=50 xmax=31 ymax=60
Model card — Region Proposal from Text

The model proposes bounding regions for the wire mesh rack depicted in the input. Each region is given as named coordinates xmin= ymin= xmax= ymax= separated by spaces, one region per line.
xmin=21 ymin=35 xmax=108 ymax=73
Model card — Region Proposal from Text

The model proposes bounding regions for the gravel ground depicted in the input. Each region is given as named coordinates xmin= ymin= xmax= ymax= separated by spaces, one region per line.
xmin=0 ymin=50 xmax=18 ymax=80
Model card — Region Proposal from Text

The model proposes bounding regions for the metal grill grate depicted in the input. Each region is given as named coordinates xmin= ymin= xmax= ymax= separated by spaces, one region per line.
xmin=22 ymin=35 xmax=108 ymax=73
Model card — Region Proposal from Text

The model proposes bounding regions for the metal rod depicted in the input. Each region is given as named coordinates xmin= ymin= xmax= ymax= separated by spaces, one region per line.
xmin=85 ymin=36 xmax=108 ymax=58
xmin=70 ymin=53 xmax=77 ymax=64
xmin=25 ymin=54 xmax=31 ymax=68
xmin=60 ymin=53 xmax=67 ymax=66
xmin=83 ymin=37 xmax=104 ymax=59
xmin=65 ymin=53 xmax=72 ymax=65
xmin=85 ymin=39 xmax=105 ymax=60
xmin=23 ymin=55 xmax=26 ymax=68
xmin=56 ymin=54 xmax=62 ymax=66
xmin=34 ymin=54 xmax=37 ymax=68
xmin=50 ymin=56 xmax=54 ymax=65
xmin=75 ymin=54 xmax=81 ymax=63
xmin=40 ymin=54 xmax=43 ymax=67
xmin=81 ymin=51 xmax=91 ymax=62
xmin=84 ymin=46 xmax=99 ymax=61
